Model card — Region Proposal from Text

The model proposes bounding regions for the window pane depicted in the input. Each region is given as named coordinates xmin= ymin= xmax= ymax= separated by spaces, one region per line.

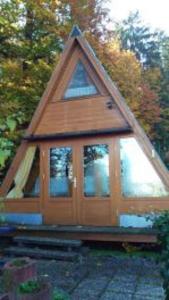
xmin=64 ymin=61 xmax=98 ymax=99
xmin=49 ymin=147 xmax=73 ymax=197
xmin=83 ymin=144 xmax=110 ymax=197
xmin=6 ymin=146 xmax=40 ymax=198
xmin=120 ymin=138 xmax=169 ymax=197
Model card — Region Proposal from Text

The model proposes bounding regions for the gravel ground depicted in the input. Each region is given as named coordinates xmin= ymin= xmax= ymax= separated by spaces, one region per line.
xmin=36 ymin=254 xmax=164 ymax=300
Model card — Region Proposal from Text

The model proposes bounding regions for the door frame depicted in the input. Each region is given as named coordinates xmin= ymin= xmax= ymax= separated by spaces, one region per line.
xmin=41 ymin=136 xmax=119 ymax=226
xmin=42 ymin=140 xmax=78 ymax=225
xmin=76 ymin=137 xmax=118 ymax=225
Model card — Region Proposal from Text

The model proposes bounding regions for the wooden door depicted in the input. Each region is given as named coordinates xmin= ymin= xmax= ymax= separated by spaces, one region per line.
xmin=42 ymin=137 xmax=117 ymax=226
xmin=42 ymin=140 xmax=78 ymax=225
xmin=76 ymin=137 xmax=117 ymax=226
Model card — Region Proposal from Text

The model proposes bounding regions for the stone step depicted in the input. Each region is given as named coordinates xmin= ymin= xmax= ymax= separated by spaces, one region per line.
xmin=14 ymin=235 xmax=82 ymax=249
xmin=5 ymin=246 xmax=78 ymax=261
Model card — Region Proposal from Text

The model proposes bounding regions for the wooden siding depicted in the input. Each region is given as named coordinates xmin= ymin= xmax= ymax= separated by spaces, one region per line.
xmin=35 ymin=96 xmax=129 ymax=135
xmin=4 ymin=199 xmax=40 ymax=213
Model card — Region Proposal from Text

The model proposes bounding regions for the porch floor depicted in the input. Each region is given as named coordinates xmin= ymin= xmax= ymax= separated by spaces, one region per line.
xmin=13 ymin=225 xmax=158 ymax=243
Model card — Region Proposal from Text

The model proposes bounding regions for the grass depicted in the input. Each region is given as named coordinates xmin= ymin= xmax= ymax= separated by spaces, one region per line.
xmin=90 ymin=248 xmax=159 ymax=259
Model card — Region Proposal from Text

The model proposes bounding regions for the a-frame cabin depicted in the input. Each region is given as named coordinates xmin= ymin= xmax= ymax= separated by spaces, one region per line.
xmin=1 ymin=26 xmax=169 ymax=232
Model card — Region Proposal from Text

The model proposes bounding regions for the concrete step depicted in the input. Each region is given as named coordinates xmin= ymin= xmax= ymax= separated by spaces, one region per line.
xmin=14 ymin=235 xmax=82 ymax=249
xmin=5 ymin=246 xmax=78 ymax=261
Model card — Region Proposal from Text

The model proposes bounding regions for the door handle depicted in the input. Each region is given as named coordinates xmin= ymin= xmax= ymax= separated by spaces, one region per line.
xmin=73 ymin=177 xmax=77 ymax=188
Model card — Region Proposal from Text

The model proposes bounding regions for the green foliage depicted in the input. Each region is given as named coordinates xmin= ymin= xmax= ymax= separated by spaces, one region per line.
xmin=116 ymin=11 xmax=169 ymax=166
xmin=53 ymin=289 xmax=70 ymax=300
xmin=6 ymin=117 xmax=17 ymax=133
xmin=154 ymin=211 xmax=169 ymax=300
xmin=154 ymin=37 xmax=169 ymax=168
xmin=0 ymin=117 xmax=15 ymax=169
xmin=116 ymin=11 xmax=163 ymax=68
xmin=18 ymin=279 xmax=41 ymax=294
xmin=0 ymin=112 xmax=25 ymax=184
xmin=11 ymin=258 xmax=28 ymax=267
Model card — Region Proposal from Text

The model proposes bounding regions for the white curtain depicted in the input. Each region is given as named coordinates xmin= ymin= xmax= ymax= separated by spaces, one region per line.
xmin=7 ymin=146 xmax=36 ymax=198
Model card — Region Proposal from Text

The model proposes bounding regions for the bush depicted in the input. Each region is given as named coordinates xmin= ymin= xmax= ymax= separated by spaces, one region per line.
xmin=53 ymin=289 xmax=70 ymax=300
xmin=18 ymin=280 xmax=41 ymax=294
xmin=154 ymin=210 xmax=169 ymax=300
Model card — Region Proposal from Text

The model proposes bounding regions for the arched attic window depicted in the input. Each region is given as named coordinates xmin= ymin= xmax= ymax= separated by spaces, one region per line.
xmin=64 ymin=60 xmax=98 ymax=99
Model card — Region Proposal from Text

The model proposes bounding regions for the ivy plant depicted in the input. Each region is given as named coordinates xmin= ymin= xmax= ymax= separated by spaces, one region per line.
xmin=0 ymin=112 xmax=25 ymax=183
xmin=154 ymin=210 xmax=169 ymax=300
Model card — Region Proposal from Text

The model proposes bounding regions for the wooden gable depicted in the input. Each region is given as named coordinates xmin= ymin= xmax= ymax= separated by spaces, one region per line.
xmin=27 ymin=39 xmax=129 ymax=136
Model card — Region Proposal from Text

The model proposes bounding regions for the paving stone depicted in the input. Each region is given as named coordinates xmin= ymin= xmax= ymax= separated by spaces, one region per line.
xmin=37 ymin=260 xmax=88 ymax=292
xmin=1 ymin=254 xmax=164 ymax=300
xmin=135 ymin=284 xmax=164 ymax=297
xmin=71 ymin=276 xmax=109 ymax=300
xmin=134 ymin=295 xmax=164 ymax=300
xmin=138 ymin=275 xmax=162 ymax=285
xmin=106 ymin=279 xmax=136 ymax=293
xmin=86 ymin=263 xmax=117 ymax=278
xmin=100 ymin=291 xmax=133 ymax=300
xmin=113 ymin=274 xmax=138 ymax=283
xmin=115 ymin=266 xmax=142 ymax=276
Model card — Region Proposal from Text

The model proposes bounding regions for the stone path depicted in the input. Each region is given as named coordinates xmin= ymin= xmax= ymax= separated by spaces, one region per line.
xmin=37 ymin=254 xmax=164 ymax=300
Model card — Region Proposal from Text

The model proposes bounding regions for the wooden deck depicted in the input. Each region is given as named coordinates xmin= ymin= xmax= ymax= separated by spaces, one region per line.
xmin=11 ymin=225 xmax=158 ymax=243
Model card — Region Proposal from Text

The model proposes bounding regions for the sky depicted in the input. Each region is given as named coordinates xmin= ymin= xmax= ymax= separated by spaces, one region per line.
xmin=108 ymin=0 xmax=169 ymax=34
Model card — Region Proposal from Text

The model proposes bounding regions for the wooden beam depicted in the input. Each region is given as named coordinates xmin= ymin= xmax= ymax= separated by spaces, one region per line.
xmin=14 ymin=225 xmax=158 ymax=243
xmin=15 ymin=224 xmax=157 ymax=235
xmin=24 ymin=127 xmax=132 ymax=141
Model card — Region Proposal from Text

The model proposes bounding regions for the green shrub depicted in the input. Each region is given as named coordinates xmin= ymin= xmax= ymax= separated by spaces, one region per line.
xmin=18 ymin=279 xmax=41 ymax=294
xmin=154 ymin=210 xmax=169 ymax=300
xmin=53 ymin=289 xmax=70 ymax=300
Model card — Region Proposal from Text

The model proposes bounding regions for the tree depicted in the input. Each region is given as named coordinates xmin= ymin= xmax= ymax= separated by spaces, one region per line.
xmin=87 ymin=36 xmax=161 ymax=137
xmin=116 ymin=11 xmax=163 ymax=68
xmin=0 ymin=0 xmax=64 ymax=181
xmin=153 ymin=37 xmax=169 ymax=168
xmin=115 ymin=11 xmax=169 ymax=167
xmin=61 ymin=0 xmax=111 ymax=39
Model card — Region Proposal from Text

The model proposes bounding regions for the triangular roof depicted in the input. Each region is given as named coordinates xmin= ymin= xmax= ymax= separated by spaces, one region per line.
xmin=1 ymin=25 xmax=169 ymax=195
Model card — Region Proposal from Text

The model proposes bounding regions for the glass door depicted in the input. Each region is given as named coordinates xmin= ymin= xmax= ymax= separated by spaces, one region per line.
xmin=76 ymin=138 xmax=116 ymax=226
xmin=43 ymin=137 xmax=117 ymax=226
xmin=43 ymin=141 xmax=77 ymax=225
